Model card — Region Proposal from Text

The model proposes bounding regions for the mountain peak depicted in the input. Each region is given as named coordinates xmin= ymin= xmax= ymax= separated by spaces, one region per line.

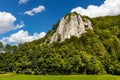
xmin=49 ymin=12 xmax=92 ymax=43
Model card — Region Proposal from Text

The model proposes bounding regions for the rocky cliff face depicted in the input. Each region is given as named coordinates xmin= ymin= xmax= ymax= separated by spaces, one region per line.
xmin=49 ymin=12 xmax=92 ymax=43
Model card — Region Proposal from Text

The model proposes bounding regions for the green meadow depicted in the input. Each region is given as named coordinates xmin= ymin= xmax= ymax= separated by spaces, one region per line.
xmin=0 ymin=74 xmax=120 ymax=80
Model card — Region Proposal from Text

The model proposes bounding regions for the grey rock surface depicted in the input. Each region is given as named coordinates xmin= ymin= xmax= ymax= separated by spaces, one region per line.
xmin=50 ymin=13 xmax=92 ymax=43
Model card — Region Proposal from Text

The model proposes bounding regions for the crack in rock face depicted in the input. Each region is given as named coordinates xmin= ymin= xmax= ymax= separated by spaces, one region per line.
xmin=50 ymin=12 xmax=92 ymax=43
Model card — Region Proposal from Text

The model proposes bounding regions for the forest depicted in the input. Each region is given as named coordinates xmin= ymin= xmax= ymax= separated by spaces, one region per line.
xmin=0 ymin=14 xmax=120 ymax=75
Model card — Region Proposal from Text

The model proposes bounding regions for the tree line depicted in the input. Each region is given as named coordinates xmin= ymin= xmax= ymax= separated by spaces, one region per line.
xmin=0 ymin=14 xmax=120 ymax=75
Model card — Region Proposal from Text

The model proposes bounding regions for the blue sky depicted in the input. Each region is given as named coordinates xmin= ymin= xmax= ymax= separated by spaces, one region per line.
xmin=0 ymin=0 xmax=120 ymax=45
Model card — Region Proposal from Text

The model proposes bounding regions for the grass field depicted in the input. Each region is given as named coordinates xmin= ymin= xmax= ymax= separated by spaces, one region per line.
xmin=0 ymin=73 xmax=120 ymax=80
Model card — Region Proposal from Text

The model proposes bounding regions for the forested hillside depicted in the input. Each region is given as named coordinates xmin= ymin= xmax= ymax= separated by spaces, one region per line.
xmin=0 ymin=13 xmax=120 ymax=75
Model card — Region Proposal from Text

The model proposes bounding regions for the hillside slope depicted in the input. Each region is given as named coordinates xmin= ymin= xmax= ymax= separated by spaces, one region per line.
xmin=0 ymin=13 xmax=120 ymax=75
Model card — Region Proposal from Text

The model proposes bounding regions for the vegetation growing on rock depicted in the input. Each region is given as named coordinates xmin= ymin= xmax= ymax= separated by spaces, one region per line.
xmin=0 ymin=13 xmax=120 ymax=75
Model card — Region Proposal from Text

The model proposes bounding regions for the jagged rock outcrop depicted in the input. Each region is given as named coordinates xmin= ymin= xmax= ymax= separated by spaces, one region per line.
xmin=49 ymin=12 xmax=92 ymax=43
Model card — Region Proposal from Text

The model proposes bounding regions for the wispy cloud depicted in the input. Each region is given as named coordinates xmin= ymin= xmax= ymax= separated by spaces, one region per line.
xmin=18 ymin=0 xmax=29 ymax=4
xmin=24 ymin=5 xmax=45 ymax=16
xmin=71 ymin=0 xmax=120 ymax=18
xmin=14 ymin=21 xmax=24 ymax=30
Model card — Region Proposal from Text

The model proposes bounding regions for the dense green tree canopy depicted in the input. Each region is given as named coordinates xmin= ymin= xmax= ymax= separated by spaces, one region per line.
xmin=0 ymin=14 xmax=120 ymax=75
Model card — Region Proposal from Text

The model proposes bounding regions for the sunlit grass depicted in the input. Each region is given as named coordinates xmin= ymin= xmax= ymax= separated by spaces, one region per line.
xmin=0 ymin=73 xmax=120 ymax=80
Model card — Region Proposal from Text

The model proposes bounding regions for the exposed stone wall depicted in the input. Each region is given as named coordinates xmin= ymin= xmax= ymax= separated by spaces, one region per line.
xmin=50 ymin=13 xmax=92 ymax=43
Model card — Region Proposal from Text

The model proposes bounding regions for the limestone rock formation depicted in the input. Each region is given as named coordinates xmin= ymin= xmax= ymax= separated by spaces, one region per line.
xmin=49 ymin=12 xmax=92 ymax=43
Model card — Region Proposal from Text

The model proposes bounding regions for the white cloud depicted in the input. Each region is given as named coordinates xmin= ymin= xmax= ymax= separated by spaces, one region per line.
xmin=0 ymin=12 xmax=24 ymax=34
xmin=0 ymin=30 xmax=46 ymax=45
xmin=14 ymin=21 xmax=24 ymax=30
xmin=19 ymin=0 xmax=29 ymax=4
xmin=71 ymin=0 xmax=120 ymax=18
xmin=24 ymin=5 xmax=45 ymax=16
